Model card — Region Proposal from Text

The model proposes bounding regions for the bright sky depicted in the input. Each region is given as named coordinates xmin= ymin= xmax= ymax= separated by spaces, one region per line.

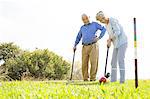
xmin=0 ymin=0 xmax=149 ymax=79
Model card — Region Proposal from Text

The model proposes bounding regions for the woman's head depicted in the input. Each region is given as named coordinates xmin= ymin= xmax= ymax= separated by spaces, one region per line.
xmin=96 ymin=11 xmax=107 ymax=24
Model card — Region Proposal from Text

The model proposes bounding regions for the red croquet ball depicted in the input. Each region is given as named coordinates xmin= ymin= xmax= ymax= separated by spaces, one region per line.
xmin=99 ymin=77 xmax=107 ymax=83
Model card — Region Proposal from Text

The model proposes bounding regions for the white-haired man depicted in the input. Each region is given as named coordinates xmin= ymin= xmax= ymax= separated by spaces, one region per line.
xmin=73 ymin=14 xmax=106 ymax=81
xmin=96 ymin=11 xmax=128 ymax=83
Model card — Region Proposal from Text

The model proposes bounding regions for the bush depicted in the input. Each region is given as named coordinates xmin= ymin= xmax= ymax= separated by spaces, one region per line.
xmin=0 ymin=43 xmax=71 ymax=80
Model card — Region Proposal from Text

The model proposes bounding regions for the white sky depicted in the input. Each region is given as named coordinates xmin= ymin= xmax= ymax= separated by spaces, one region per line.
xmin=0 ymin=0 xmax=149 ymax=79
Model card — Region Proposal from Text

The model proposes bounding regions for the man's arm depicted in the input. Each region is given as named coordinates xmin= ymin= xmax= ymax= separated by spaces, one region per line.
xmin=95 ymin=22 xmax=106 ymax=39
xmin=74 ymin=29 xmax=82 ymax=48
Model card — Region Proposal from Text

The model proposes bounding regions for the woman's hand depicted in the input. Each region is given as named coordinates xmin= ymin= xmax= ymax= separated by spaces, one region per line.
xmin=107 ymin=39 xmax=112 ymax=48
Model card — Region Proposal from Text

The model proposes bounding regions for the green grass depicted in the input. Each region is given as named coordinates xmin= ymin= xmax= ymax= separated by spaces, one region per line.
xmin=0 ymin=80 xmax=150 ymax=99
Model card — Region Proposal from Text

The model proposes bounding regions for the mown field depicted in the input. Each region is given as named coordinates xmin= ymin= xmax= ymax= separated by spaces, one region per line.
xmin=0 ymin=80 xmax=150 ymax=99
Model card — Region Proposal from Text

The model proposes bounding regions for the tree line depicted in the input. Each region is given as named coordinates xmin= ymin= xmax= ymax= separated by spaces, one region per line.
xmin=0 ymin=43 xmax=70 ymax=81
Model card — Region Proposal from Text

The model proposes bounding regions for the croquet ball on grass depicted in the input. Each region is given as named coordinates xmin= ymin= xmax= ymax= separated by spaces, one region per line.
xmin=99 ymin=77 xmax=107 ymax=84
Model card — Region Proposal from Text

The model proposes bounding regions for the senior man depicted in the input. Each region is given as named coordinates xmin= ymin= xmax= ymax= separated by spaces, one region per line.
xmin=96 ymin=11 xmax=128 ymax=83
xmin=73 ymin=14 xmax=106 ymax=81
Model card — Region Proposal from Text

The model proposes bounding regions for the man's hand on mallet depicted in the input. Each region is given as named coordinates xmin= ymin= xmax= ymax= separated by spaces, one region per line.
xmin=73 ymin=47 xmax=76 ymax=53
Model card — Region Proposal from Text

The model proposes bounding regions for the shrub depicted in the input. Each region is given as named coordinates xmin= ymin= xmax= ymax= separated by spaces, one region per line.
xmin=0 ymin=43 xmax=71 ymax=80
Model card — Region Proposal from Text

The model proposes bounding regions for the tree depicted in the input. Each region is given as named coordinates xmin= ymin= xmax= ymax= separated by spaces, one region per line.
xmin=0 ymin=42 xmax=21 ymax=80
xmin=0 ymin=42 xmax=21 ymax=61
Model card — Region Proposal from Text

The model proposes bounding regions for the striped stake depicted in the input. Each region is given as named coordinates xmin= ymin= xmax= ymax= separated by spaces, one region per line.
xmin=134 ymin=18 xmax=138 ymax=88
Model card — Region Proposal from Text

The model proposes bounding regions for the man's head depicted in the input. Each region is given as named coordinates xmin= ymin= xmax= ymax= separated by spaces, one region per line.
xmin=96 ymin=11 xmax=107 ymax=24
xmin=81 ymin=14 xmax=90 ymax=25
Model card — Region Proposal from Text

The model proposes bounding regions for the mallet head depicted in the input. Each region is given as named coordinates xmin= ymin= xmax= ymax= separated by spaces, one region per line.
xmin=99 ymin=77 xmax=107 ymax=84
xmin=105 ymin=73 xmax=110 ymax=78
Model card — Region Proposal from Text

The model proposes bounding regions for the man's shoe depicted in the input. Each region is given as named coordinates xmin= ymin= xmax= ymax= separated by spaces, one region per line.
xmin=90 ymin=79 xmax=96 ymax=81
xmin=84 ymin=79 xmax=88 ymax=81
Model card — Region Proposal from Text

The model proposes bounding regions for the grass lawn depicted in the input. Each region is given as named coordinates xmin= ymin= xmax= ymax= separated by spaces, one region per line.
xmin=0 ymin=80 xmax=150 ymax=99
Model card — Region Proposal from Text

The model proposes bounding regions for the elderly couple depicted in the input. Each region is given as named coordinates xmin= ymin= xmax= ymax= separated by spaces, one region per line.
xmin=73 ymin=11 xmax=128 ymax=83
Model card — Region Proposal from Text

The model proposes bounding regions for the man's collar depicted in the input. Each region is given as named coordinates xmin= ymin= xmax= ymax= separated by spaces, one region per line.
xmin=84 ymin=23 xmax=91 ymax=26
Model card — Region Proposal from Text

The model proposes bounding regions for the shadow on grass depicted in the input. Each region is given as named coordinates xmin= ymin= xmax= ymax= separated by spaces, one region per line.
xmin=44 ymin=80 xmax=110 ymax=86
xmin=65 ymin=80 xmax=106 ymax=86
xmin=70 ymin=82 xmax=100 ymax=85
